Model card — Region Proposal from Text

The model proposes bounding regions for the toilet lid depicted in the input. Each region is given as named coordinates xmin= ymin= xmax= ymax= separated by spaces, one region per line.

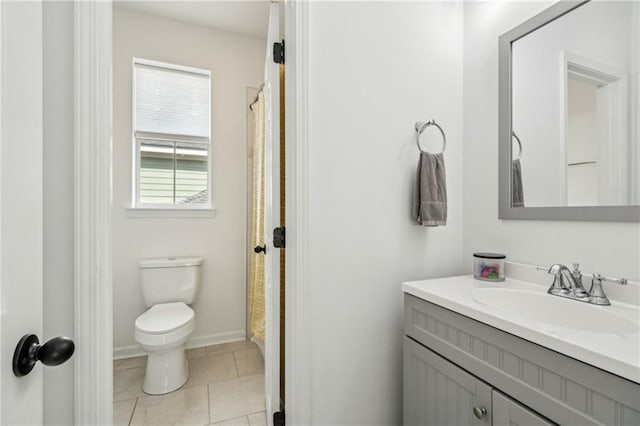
xmin=135 ymin=302 xmax=194 ymax=335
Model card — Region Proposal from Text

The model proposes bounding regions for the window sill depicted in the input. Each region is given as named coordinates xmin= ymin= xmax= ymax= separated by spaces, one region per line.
xmin=126 ymin=207 xmax=217 ymax=218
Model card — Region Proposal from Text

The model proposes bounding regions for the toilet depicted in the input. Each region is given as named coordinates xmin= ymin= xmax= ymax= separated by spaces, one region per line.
xmin=134 ymin=256 xmax=203 ymax=395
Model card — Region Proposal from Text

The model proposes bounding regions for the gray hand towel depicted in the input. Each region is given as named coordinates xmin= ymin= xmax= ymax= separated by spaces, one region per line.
xmin=412 ymin=152 xmax=447 ymax=226
xmin=511 ymin=159 xmax=525 ymax=208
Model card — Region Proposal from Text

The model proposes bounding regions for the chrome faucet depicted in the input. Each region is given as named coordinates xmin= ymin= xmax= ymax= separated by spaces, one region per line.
xmin=546 ymin=263 xmax=589 ymax=299
xmin=539 ymin=263 xmax=627 ymax=306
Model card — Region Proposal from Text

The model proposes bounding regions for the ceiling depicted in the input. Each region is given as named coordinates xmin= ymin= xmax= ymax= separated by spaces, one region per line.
xmin=116 ymin=1 xmax=270 ymax=39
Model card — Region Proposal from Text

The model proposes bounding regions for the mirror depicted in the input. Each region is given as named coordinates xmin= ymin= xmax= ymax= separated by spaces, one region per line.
xmin=499 ymin=0 xmax=640 ymax=221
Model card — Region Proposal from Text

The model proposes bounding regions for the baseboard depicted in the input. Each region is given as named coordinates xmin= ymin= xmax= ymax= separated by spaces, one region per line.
xmin=185 ymin=330 xmax=247 ymax=350
xmin=251 ymin=336 xmax=265 ymax=358
xmin=113 ymin=345 xmax=145 ymax=360
xmin=113 ymin=329 xmax=247 ymax=360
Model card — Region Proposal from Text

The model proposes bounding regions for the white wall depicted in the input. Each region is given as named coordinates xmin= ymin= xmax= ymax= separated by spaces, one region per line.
xmin=43 ymin=2 xmax=74 ymax=424
xmin=633 ymin=2 xmax=640 ymax=205
xmin=512 ymin=1 xmax=633 ymax=206
xmin=305 ymin=2 xmax=464 ymax=424
xmin=463 ymin=2 xmax=640 ymax=286
xmin=113 ymin=6 xmax=265 ymax=355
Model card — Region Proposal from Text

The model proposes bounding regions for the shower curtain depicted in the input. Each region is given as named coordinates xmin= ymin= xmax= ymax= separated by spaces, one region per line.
xmin=248 ymin=91 xmax=266 ymax=342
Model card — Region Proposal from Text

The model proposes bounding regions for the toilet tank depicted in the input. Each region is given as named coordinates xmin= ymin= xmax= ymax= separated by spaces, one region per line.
xmin=139 ymin=257 xmax=203 ymax=307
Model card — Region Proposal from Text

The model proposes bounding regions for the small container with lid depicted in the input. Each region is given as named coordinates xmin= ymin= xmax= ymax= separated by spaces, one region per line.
xmin=473 ymin=252 xmax=506 ymax=282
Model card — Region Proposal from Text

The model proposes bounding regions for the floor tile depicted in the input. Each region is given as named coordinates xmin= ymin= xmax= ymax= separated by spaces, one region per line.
xmin=114 ymin=398 xmax=137 ymax=426
xmin=211 ymin=416 xmax=250 ymax=426
xmin=130 ymin=385 xmax=209 ymax=426
xmin=209 ymin=374 xmax=265 ymax=423
xmin=233 ymin=348 xmax=264 ymax=377
xmin=187 ymin=347 xmax=206 ymax=359
xmin=114 ymin=366 xmax=146 ymax=402
xmin=206 ymin=340 xmax=255 ymax=355
xmin=114 ymin=356 xmax=147 ymax=371
xmin=183 ymin=351 xmax=238 ymax=388
xmin=247 ymin=411 xmax=267 ymax=426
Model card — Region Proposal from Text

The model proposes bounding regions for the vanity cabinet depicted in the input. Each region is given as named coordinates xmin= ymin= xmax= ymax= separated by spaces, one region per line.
xmin=403 ymin=294 xmax=640 ymax=426
xmin=404 ymin=336 xmax=493 ymax=425
xmin=493 ymin=391 xmax=554 ymax=426
xmin=404 ymin=337 xmax=554 ymax=425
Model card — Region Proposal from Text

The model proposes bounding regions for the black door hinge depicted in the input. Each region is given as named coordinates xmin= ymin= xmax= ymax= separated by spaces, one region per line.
xmin=273 ymin=40 xmax=285 ymax=64
xmin=274 ymin=411 xmax=285 ymax=426
xmin=273 ymin=227 xmax=286 ymax=248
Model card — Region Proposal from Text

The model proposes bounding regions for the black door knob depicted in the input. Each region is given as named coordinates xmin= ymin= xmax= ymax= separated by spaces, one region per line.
xmin=13 ymin=334 xmax=75 ymax=377
xmin=254 ymin=245 xmax=266 ymax=254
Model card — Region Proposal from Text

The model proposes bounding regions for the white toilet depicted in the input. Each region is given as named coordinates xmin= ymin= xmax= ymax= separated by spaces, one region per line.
xmin=134 ymin=256 xmax=203 ymax=395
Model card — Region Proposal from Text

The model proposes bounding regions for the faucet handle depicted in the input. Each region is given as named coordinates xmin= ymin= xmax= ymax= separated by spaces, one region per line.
xmin=590 ymin=273 xmax=627 ymax=286
xmin=535 ymin=264 xmax=561 ymax=274
xmin=572 ymin=263 xmax=580 ymax=273
xmin=589 ymin=274 xmax=610 ymax=306
xmin=588 ymin=273 xmax=628 ymax=306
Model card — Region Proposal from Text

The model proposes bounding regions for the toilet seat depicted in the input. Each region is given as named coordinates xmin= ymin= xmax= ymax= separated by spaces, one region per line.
xmin=136 ymin=302 xmax=194 ymax=334
xmin=135 ymin=302 xmax=194 ymax=347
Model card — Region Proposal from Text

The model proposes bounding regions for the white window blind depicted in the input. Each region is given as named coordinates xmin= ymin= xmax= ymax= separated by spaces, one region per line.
xmin=135 ymin=62 xmax=210 ymax=137
xmin=132 ymin=59 xmax=212 ymax=209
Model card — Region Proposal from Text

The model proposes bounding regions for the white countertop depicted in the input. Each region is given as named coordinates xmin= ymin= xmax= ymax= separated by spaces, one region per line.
xmin=402 ymin=275 xmax=640 ymax=384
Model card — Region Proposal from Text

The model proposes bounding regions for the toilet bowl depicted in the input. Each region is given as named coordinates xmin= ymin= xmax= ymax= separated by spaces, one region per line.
xmin=133 ymin=256 xmax=203 ymax=395
xmin=135 ymin=302 xmax=195 ymax=394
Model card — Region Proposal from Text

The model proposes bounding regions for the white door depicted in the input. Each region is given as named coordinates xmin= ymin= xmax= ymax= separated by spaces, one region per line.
xmin=263 ymin=3 xmax=282 ymax=425
xmin=0 ymin=1 xmax=45 ymax=424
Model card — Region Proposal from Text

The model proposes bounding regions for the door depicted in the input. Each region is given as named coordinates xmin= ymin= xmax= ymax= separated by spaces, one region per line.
xmin=403 ymin=337 xmax=492 ymax=426
xmin=0 ymin=1 xmax=45 ymax=424
xmin=493 ymin=391 xmax=556 ymax=426
xmin=263 ymin=2 xmax=282 ymax=425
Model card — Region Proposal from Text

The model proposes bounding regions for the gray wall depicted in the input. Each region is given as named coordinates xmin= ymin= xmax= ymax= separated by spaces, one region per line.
xmin=43 ymin=1 xmax=74 ymax=424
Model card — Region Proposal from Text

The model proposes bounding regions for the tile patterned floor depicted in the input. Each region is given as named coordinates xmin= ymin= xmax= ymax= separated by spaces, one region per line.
xmin=114 ymin=340 xmax=266 ymax=426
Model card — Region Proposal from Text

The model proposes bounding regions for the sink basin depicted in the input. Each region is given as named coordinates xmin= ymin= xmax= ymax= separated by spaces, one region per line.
xmin=472 ymin=288 xmax=639 ymax=334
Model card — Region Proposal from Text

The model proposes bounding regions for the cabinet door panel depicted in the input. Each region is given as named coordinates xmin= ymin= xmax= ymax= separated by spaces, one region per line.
xmin=493 ymin=391 xmax=556 ymax=426
xmin=404 ymin=337 xmax=492 ymax=426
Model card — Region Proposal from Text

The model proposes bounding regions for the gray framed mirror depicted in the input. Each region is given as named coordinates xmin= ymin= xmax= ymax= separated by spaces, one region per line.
xmin=499 ymin=0 xmax=640 ymax=221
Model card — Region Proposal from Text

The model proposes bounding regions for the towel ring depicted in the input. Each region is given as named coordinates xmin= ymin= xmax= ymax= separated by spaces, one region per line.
xmin=512 ymin=131 xmax=523 ymax=161
xmin=415 ymin=119 xmax=446 ymax=154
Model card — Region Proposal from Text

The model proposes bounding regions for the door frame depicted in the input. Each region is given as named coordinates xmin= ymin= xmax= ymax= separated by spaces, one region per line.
xmin=283 ymin=1 xmax=311 ymax=424
xmin=559 ymin=50 xmax=624 ymax=205
xmin=73 ymin=1 xmax=113 ymax=424
xmin=74 ymin=1 xmax=312 ymax=424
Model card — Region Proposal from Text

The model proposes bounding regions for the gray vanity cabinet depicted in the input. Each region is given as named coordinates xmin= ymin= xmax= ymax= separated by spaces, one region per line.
xmin=404 ymin=337 xmax=554 ymax=425
xmin=404 ymin=337 xmax=492 ymax=425
xmin=493 ymin=391 xmax=554 ymax=426
xmin=403 ymin=294 xmax=640 ymax=426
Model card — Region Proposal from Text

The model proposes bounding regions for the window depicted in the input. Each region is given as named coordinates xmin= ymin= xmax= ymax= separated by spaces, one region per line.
xmin=133 ymin=58 xmax=211 ymax=208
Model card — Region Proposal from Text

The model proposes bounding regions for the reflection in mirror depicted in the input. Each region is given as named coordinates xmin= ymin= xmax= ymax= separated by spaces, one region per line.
xmin=511 ymin=131 xmax=524 ymax=207
xmin=511 ymin=0 xmax=639 ymax=208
